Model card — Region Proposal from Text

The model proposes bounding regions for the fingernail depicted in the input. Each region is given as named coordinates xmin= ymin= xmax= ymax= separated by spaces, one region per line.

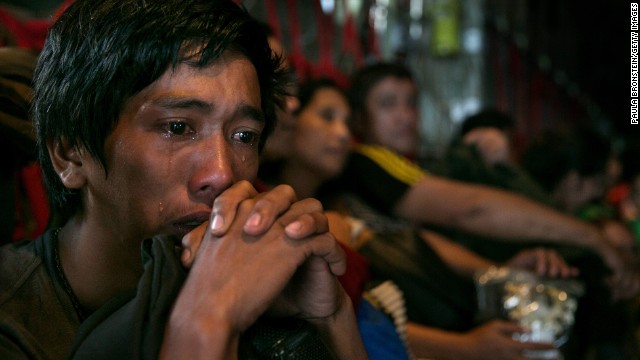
xmin=181 ymin=249 xmax=191 ymax=263
xmin=210 ymin=214 xmax=224 ymax=232
xmin=246 ymin=213 xmax=262 ymax=229
xmin=285 ymin=221 xmax=302 ymax=234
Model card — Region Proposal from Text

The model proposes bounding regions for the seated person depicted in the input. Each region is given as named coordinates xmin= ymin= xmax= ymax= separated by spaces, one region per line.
xmin=608 ymin=141 xmax=640 ymax=245
xmin=340 ymin=61 xmax=638 ymax=359
xmin=520 ymin=126 xmax=619 ymax=216
xmin=257 ymin=76 xmax=577 ymax=359
xmin=0 ymin=1 xmax=367 ymax=359
xmin=431 ymin=108 xmax=555 ymax=208
xmin=342 ymin=61 xmax=631 ymax=279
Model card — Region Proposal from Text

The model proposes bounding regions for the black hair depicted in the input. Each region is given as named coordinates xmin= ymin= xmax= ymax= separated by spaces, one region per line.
xmin=520 ymin=127 xmax=612 ymax=192
xmin=295 ymin=77 xmax=345 ymax=114
xmin=459 ymin=108 xmax=515 ymax=138
xmin=33 ymin=0 xmax=288 ymax=220
xmin=256 ymin=20 xmax=275 ymax=38
xmin=347 ymin=62 xmax=414 ymax=141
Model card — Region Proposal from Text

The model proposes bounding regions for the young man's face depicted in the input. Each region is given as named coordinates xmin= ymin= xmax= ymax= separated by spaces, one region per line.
xmin=364 ymin=76 xmax=419 ymax=156
xmin=80 ymin=52 xmax=263 ymax=244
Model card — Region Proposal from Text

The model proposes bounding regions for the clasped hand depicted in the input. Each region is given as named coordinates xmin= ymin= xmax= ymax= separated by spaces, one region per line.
xmin=178 ymin=181 xmax=347 ymax=332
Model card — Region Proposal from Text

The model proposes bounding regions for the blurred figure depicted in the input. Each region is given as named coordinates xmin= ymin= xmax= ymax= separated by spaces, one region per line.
xmin=260 ymin=23 xmax=300 ymax=163
xmin=608 ymin=141 xmax=640 ymax=244
xmin=342 ymin=61 xmax=623 ymax=275
xmin=519 ymin=128 xmax=640 ymax=297
xmin=340 ymin=61 xmax=638 ymax=359
xmin=267 ymin=77 xmax=351 ymax=199
xmin=520 ymin=127 xmax=616 ymax=215
xmin=0 ymin=47 xmax=53 ymax=244
xmin=267 ymin=77 xmax=579 ymax=360
xmin=432 ymin=108 xmax=555 ymax=208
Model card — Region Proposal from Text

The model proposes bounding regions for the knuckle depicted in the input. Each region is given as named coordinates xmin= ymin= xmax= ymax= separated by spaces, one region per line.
xmin=238 ymin=197 xmax=257 ymax=211
xmin=235 ymin=179 xmax=255 ymax=190
xmin=299 ymin=197 xmax=324 ymax=212
xmin=273 ymin=184 xmax=297 ymax=199
xmin=211 ymin=195 xmax=229 ymax=211
xmin=253 ymin=196 xmax=277 ymax=212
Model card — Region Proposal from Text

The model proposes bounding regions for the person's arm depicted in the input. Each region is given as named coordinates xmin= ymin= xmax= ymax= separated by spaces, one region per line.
xmin=419 ymin=229 xmax=494 ymax=277
xmin=395 ymin=175 xmax=623 ymax=275
xmin=164 ymin=183 xmax=367 ymax=359
xmin=161 ymin=307 xmax=239 ymax=359
xmin=420 ymin=229 xmax=578 ymax=279
xmin=462 ymin=127 xmax=511 ymax=166
xmin=406 ymin=320 xmax=556 ymax=360
xmin=308 ymin=291 xmax=369 ymax=360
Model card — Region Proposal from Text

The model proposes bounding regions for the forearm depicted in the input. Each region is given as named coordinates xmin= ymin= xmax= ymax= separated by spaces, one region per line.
xmin=419 ymin=229 xmax=495 ymax=277
xmin=462 ymin=188 xmax=603 ymax=249
xmin=456 ymin=188 xmax=626 ymax=274
xmin=160 ymin=263 xmax=245 ymax=360
xmin=399 ymin=177 xmax=607 ymax=253
xmin=160 ymin=309 xmax=240 ymax=360
xmin=308 ymin=293 xmax=369 ymax=360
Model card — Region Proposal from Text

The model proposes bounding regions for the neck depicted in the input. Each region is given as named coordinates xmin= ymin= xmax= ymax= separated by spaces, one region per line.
xmin=58 ymin=217 xmax=143 ymax=313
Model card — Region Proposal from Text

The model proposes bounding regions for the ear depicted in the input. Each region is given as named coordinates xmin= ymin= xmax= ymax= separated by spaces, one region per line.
xmin=47 ymin=138 xmax=88 ymax=189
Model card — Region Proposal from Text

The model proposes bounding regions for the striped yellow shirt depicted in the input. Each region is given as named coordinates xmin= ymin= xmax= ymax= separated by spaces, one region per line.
xmin=354 ymin=144 xmax=427 ymax=185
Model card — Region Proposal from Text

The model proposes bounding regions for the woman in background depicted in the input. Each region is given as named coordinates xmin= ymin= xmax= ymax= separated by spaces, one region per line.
xmin=260 ymin=76 xmax=577 ymax=360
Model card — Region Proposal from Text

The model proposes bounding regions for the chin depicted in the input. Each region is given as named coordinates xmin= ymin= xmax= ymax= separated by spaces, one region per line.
xmin=397 ymin=144 xmax=417 ymax=156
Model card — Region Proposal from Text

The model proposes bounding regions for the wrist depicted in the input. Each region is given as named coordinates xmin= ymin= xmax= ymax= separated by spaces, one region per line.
xmin=306 ymin=290 xmax=352 ymax=329
xmin=577 ymin=222 xmax=607 ymax=252
xmin=307 ymin=293 xmax=368 ymax=359
xmin=161 ymin=275 xmax=245 ymax=360
xmin=584 ymin=224 xmax=623 ymax=273
xmin=161 ymin=307 xmax=240 ymax=360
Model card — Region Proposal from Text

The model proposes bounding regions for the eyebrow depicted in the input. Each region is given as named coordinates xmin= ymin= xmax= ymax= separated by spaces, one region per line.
xmin=150 ymin=97 xmax=265 ymax=124
xmin=237 ymin=104 xmax=266 ymax=124
xmin=151 ymin=97 xmax=213 ymax=112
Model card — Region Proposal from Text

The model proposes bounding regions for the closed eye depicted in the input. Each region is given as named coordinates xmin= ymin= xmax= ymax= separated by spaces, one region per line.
xmin=319 ymin=108 xmax=337 ymax=122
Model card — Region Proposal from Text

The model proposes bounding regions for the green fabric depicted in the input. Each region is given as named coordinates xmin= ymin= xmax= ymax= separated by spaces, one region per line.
xmin=627 ymin=219 xmax=640 ymax=247
xmin=575 ymin=202 xmax=615 ymax=223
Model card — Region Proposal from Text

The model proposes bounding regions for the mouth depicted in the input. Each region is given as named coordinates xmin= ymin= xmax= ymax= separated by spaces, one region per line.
xmin=171 ymin=223 xmax=203 ymax=238
xmin=327 ymin=145 xmax=349 ymax=156
xmin=171 ymin=212 xmax=210 ymax=237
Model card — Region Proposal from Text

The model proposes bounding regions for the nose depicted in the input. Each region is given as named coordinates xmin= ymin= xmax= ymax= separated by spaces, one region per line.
xmin=189 ymin=134 xmax=235 ymax=205
xmin=398 ymin=103 xmax=418 ymax=129
xmin=333 ymin=119 xmax=351 ymax=145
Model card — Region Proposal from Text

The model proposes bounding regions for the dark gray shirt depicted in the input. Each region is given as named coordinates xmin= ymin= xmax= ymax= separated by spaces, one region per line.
xmin=0 ymin=229 xmax=80 ymax=360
